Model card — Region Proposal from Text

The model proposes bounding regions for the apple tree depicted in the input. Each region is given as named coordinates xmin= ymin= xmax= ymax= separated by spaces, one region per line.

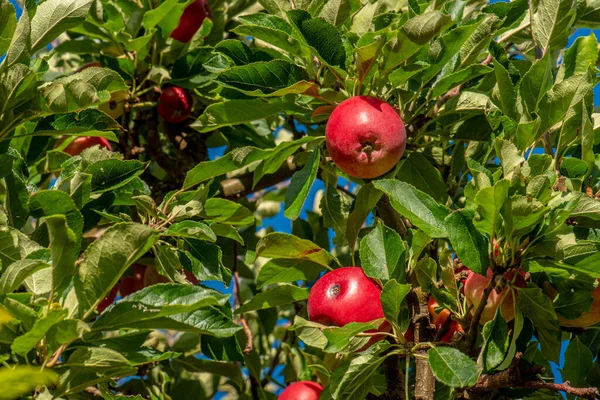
xmin=1 ymin=0 xmax=600 ymax=399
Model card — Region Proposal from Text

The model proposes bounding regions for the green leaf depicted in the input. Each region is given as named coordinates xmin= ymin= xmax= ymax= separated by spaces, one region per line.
xmin=216 ymin=60 xmax=309 ymax=96
xmin=562 ymin=337 xmax=594 ymax=388
xmin=516 ymin=286 xmax=557 ymax=327
xmin=492 ymin=59 xmax=518 ymax=120
xmin=473 ymin=179 xmax=510 ymax=237
xmin=256 ymin=232 xmax=337 ymax=268
xmin=183 ymin=239 xmax=231 ymax=284
xmin=319 ymin=0 xmax=350 ymax=27
xmin=320 ymin=163 xmax=352 ymax=246
xmin=373 ymin=180 xmax=449 ymax=238
xmin=480 ymin=311 xmax=509 ymax=371
xmin=431 ymin=65 xmax=493 ymax=99
xmin=444 ymin=212 xmax=489 ymax=276
xmin=3 ymin=7 xmax=29 ymax=67
xmin=93 ymin=283 xmax=231 ymax=331
xmin=191 ymin=98 xmax=296 ymax=133
xmin=380 ymin=279 xmax=411 ymax=329
xmin=560 ymin=157 xmax=589 ymax=178
xmin=346 ymin=183 xmax=382 ymax=252
xmin=322 ymin=320 xmax=382 ymax=353
xmin=321 ymin=342 xmax=390 ymax=398
xmin=494 ymin=139 xmax=523 ymax=178
xmin=531 ymin=0 xmax=577 ymax=56
xmin=256 ymin=258 xmax=325 ymax=289
xmin=538 ymin=70 xmax=595 ymax=134
xmin=397 ymin=152 xmax=447 ymax=203
xmin=287 ymin=10 xmax=346 ymax=68
xmin=11 ymin=309 xmax=67 ymax=355
xmin=0 ymin=366 xmax=58 ymax=400
xmin=235 ymin=285 xmax=309 ymax=314
xmin=173 ymin=357 xmax=244 ymax=388
xmin=163 ymin=221 xmax=216 ymax=242
xmin=350 ymin=2 xmax=378 ymax=37
xmin=403 ymin=10 xmax=452 ymax=45
xmin=0 ymin=259 xmax=49 ymax=294
xmin=360 ymin=223 xmax=404 ymax=282
xmin=505 ymin=195 xmax=548 ymax=236
xmin=28 ymin=190 xmax=83 ymax=242
xmin=257 ymin=0 xmax=291 ymax=17
xmin=183 ymin=147 xmax=270 ymax=187
xmin=233 ymin=14 xmax=301 ymax=56
xmin=85 ymin=159 xmax=147 ymax=194
xmin=40 ymin=67 xmax=128 ymax=113
xmin=428 ymin=347 xmax=482 ymax=388
xmin=202 ymin=198 xmax=254 ymax=227
xmin=74 ymin=223 xmax=157 ymax=316
xmin=284 ymin=149 xmax=320 ymax=220
xmin=64 ymin=346 xmax=131 ymax=371
xmin=520 ymin=53 xmax=553 ymax=115
xmin=0 ymin=0 xmax=16 ymax=56
xmin=45 ymin=215 xmax=77 ymax=297
xmin=558 ymin=33 xmax=598 ymax=82
xmin=30 ymin=0 xmax=93 ymax=52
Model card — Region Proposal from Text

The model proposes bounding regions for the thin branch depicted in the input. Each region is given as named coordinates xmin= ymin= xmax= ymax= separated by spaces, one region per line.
xmin=232 ymin=242 xmax=253 ymax=355
xmin=408 ymin=288 xmax=436 ymax=400
xmin=474 ymin=353 xmax=600 ymax=399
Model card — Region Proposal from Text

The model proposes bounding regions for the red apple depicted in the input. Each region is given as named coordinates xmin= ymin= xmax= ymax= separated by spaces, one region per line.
xmin=61 ymin=136 xmax=111 ymax=156
xmin=441 ymin=320 xmax=464 ymax=343
xmin=325 ymin=96 xmax=406 ymax=179
xmin=464 ymin=268 xmax=526 ymax=324
xmin=428 ymin=296 xmax=451 ymax=328
xmin=170 ymin=0 xmax=212 ymax=43
xmin=157 ymin=87 xmax=192 ymax=123
xmin=76 ymin=61 xmax=102 ymax=72
xmin=97 ymin=284 xmax=119 ymax=314
xmin=119 ymin=264 xmax=146 ymax=297
xmin=307 ymin=266 xmax=390 ymax=348
xmin=279 ymin=381 xmax=323 ymax=400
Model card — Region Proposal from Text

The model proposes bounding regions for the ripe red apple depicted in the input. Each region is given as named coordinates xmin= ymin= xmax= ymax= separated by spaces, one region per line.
xmin=60 ymin=136 xmax=111 ymax=156
xmin=157 ymin=87 xmax=192 ymax=123
xmin=76 ymin=61 xmax=102 ymax=72
xmin=97 ymin=284 xmax=119 ymax=314
xmin=119 ymin=264 xmax=146 ymax=297
xmin=428 ymin=296 xmax=451 ymax=328
xmin=325 ymin=96 xmax=406 ymax=179
xmin=441 ymin=320 xmax=464 ymax=343
xmin=307 ymin=266 xmax=392 ymax=349
xmin=170 ymin=0 xmax=212 ymax=43
xmin=464 ymin=268 xmax=526 ymax=324
xmin=279 ymin=381 xmax=323 ymax=400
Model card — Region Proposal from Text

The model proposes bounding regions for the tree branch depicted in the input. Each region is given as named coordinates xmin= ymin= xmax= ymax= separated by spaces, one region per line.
xmin=474 ymin=353 xmax=600 ymax=399
xmin=408 ymin=288 xmax=436 ymax=400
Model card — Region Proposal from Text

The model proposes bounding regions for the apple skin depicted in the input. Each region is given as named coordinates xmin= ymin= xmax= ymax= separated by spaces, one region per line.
xmin=279 ymin=381 xmax=323 ymax=400
xmin=464 ymin=268 xmax=526 ymax=325
xmin=441 ymin=320 xmax=464 ymax=343
xmin=157 ymin=87 xmax=193 ymax=124
xmin=170 ymin=0 xmax=212 ymax=43
xmin=119 ymin=264 xmax=146 ymax=297
xmin=556 ymin=284 xmax=600 ymax=328
xmin=62 ymin=136 xmax=111 ymax=156
xmin=325 ymin=96 xmax=406 ymax=179
xmin=97 ymin=284 xmax=119 ymax=314
xmin=428 ymin=296 xmax=451 ymax=328
xmin=308 ymin=266 xmax=392 ymax=349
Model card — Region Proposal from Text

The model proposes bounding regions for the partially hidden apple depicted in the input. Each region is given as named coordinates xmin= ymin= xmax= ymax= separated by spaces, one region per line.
xmin=428 ymin=297 xmax=464 ymax=342
xmin=157 ymin=87 xmax=193 ymax=124
xmin=307 ymin=267 xmax=413 ymax=347
xmin=325 ymin=96 xmax=407 ymax=179
xmin=464 ymin=268 xmax=526 ymax=325
xmin=75 ymin=62 xmax=128 ymax=119
xmin=97 ymin=284 xmax=119 ymax=314
xmin=170 ymin=0 xmax=212 ymax=43
xmin=279 ymin=381 xmax=323 ymax=400
xmin=119 ymin=264 xmax=146 ymax=297
xmin=61 ymin=136 xmax=111 ymax=156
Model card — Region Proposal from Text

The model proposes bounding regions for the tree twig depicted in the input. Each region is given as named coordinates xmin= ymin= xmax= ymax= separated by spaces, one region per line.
xmin=408 ymin=288 xmax=436 ymax=400
xmin=232 ymin=242 xmax=253 ymax=355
